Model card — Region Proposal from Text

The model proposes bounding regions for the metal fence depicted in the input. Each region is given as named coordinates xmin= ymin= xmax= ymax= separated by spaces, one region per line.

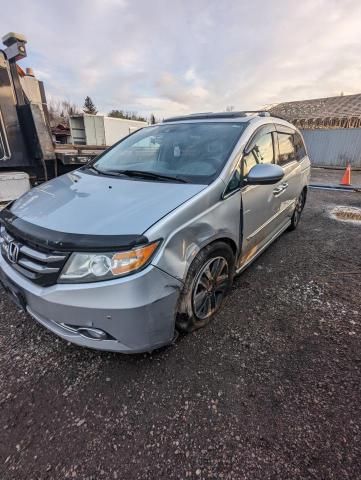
xmin=301 ymin=128 xmax=361 ymax=168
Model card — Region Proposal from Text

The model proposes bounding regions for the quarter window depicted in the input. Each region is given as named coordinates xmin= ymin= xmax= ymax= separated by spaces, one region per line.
xmin=242 ymin=132 xmax=274 ymax=176
xmin=225 ymin=162 xmax=242 ymax=195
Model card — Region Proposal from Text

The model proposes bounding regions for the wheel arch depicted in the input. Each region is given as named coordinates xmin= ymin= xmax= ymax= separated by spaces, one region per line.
xmin=206 ymin=236 xmax=238 ymax=258
xmin=181 ymin=236 xmax=238 ymax=284
xmin=175 ymin=236 xmax=236 ymax=331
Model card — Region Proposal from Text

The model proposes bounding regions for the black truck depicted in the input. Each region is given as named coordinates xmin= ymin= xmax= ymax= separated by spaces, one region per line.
xmin=0 ymin=32 xmax=104 ymax=200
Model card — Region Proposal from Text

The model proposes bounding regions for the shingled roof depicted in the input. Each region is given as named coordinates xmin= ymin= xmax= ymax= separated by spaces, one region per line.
xmin=270 ymin=93 xmax=361 ymax=129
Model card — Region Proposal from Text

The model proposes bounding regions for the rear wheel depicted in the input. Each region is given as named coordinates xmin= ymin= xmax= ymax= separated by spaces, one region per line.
xmin=176 ymin=242 xmax=235 ymax=333
xmin=288 ymin=189 xmax=306 ymax=231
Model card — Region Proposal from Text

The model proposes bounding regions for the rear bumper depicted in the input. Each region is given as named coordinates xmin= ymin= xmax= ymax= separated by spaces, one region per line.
xmin=0 ymin=254 xmax=182 ymax=353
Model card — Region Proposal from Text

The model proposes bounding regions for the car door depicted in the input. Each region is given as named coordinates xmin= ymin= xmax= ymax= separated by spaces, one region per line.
xmin=275 ymin=125 xmax=304 ymax=224
xmin=238 ymin=125 xmax=288 ymax=267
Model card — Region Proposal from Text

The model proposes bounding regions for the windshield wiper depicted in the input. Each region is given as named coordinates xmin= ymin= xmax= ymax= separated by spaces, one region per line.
xmin=103 ymin=169 xmax=189 ymax=183
xmin=87 ymin=165 xmax=103 ymax=175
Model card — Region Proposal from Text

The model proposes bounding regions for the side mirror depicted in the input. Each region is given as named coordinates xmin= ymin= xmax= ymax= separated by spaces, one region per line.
xmin=246 ymin=163 xmax=284 ymax=185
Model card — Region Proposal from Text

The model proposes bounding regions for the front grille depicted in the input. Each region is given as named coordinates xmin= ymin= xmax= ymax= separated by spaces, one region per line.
xmin=0 ymin=228 xmax=69 ymax=286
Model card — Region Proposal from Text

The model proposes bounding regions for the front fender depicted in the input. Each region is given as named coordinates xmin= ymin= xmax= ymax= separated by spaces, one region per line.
xmin=151 ymin=193 xmax=241 ymax=282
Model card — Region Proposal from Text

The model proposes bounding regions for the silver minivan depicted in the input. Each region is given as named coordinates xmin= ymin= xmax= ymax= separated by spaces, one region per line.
xmin=0 ymin=112 xmax=310 ymax=353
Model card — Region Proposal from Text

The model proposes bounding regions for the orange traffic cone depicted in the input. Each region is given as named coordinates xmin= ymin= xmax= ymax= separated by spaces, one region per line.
xmin=340 ymin=164 xmax=352 ymax=186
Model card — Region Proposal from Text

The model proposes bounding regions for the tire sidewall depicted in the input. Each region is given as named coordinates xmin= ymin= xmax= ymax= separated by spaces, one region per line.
xmin=176 ymin=242 xmax=235 ymax=332
xmin=290 ymin=189 xmax=306 ymax=230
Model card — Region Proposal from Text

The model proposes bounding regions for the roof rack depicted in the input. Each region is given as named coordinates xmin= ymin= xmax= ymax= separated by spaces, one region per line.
xmin=163 ymin=111 xmax=271 ymax=123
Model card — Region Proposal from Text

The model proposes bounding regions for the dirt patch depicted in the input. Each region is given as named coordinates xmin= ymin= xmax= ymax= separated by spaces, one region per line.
xmin=330 ymin=205 xmax=361 ymax=224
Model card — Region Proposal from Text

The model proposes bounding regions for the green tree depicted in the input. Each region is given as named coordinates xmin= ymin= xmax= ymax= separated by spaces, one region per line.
xmin=108 ymin=109 xmax=126 ymax=119
xmin=83 ymin=96 xmax=98 ymax=115
xmin=108 ymin=109 xmax=146 ymax=122
xmin=150 ymin=113 xmax=156 ymax=124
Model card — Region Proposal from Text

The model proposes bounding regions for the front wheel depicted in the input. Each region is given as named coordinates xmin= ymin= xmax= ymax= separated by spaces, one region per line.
xmin=288 ymin=189 xmax=306 ymax=231
xmin=176 ymin=242 xmax=235 ymax=333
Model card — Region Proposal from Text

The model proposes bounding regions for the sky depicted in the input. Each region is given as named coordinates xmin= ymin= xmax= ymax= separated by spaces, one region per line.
xmin=1 ymin=0 xmax=361 ymax=119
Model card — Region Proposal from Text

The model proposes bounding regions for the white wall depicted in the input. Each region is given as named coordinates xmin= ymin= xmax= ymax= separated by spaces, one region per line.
xmin=104 ymin=117 xmax=147 ymax=146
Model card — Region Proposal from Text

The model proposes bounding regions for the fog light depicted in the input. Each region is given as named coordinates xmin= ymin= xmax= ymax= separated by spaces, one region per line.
xmin=77 ymin=327 xmax=108 ymax=340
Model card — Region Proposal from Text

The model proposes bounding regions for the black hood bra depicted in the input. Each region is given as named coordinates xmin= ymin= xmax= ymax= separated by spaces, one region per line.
xmin=0 ymin=208 xmax=149 ymax=252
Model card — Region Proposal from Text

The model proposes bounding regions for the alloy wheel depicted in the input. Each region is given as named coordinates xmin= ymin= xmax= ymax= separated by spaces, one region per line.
xmin=192 ymin=256 xmax=229 ymax=320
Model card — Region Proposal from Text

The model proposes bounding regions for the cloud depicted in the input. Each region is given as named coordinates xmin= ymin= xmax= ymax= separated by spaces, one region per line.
xmin=154 ymin=71 xmax=209 ymax=108
xmin=1 ymin=0 xmax=361 ymax=118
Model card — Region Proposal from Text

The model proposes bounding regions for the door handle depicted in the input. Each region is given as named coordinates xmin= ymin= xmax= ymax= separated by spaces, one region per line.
xmin=273 ymin=183 xmax=288 ymax=196
xmin=272 ymin=186 xmax=284 ymax=195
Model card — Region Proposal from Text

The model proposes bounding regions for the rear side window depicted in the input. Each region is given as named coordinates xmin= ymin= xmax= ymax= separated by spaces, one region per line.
xmin=293 ymin=132 xmax=306 ymax=160
xmin=242 ymin=132 xmax=274 ymax=176
xmin=277 ymin=133 xmax=296 ymax=165
xmin=277 ymin=131 xmax=306 ymax=165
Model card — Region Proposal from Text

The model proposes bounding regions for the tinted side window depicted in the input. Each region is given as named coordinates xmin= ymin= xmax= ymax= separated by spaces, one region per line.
xmin=293 ymin=132 xmax=306 ymax=161
xmin=278 ymin=133 xmax=296 ymax=166
xmin=243 ymin=132 xmax=274 ymax=176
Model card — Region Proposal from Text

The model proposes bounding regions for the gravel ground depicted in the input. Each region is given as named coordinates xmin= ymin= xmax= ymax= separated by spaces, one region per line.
xmin=0 ymin=181 xmax=361 ymax=479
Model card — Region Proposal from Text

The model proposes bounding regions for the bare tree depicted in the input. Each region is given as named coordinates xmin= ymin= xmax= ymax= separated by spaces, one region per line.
xmin=226 ymin=105 xmax=234 ymax=112
xmin=48 ymin=99 xmax=80 ymax=126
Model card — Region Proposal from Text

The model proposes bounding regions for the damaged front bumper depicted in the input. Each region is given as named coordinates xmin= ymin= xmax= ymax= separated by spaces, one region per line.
xmin=0 ymin=254 xmax=182 ymax=353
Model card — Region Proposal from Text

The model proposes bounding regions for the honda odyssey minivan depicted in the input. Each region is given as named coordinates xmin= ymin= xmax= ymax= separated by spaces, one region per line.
xmin=0 ymin=111 xmax=310 ymax=353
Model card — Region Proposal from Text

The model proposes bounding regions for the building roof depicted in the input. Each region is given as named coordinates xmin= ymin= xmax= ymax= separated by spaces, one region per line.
xmin=270 ymin=93 xmax=361 ymax=129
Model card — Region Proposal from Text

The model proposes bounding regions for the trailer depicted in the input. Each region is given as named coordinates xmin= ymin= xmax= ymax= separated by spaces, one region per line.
xmin=70 ymin=114 xmax=147 ymax=146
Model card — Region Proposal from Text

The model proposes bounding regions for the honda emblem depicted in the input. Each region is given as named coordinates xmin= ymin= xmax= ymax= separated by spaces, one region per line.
xmin=7 ymin=241 xmax=20 ymax=263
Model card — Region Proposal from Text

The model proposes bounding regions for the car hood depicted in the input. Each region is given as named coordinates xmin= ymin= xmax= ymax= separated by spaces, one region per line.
xmin=9 ymin=170 xmax=206 ymax=236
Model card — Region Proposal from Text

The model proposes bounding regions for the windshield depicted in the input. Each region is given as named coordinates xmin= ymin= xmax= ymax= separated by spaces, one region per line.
xmin=92 ymin=122 xmax=247 ymax=184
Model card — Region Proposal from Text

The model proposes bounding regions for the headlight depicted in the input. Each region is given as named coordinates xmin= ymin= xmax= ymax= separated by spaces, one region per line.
xmin=59 ymin=241 xmax=160 ymax=283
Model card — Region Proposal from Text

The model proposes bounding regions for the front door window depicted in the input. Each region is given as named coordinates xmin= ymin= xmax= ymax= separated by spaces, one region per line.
xmin=242 ymin=132 xmax=274 ymax=176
